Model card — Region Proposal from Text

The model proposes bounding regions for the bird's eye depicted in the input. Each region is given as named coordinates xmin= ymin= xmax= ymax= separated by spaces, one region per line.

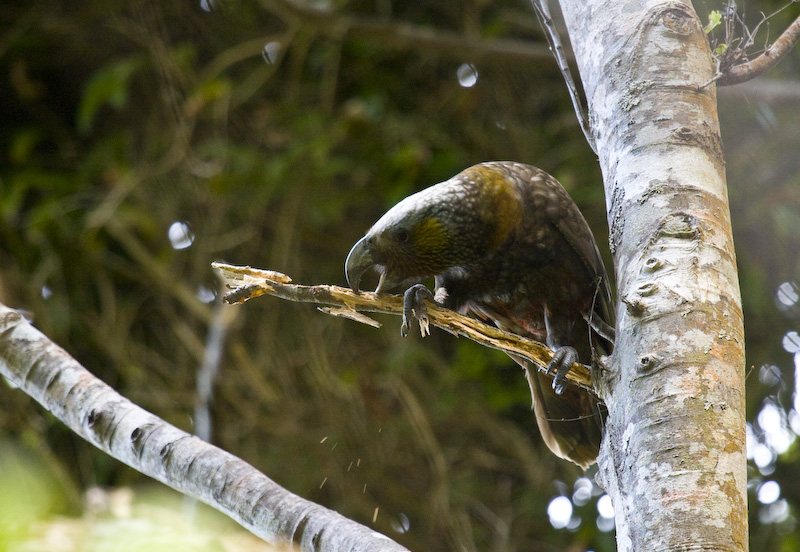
xmin=396 ymin=228 xmax=410 ymax=243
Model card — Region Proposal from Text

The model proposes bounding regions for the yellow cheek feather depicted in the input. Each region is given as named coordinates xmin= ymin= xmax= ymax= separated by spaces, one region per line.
xmin=412 ymin=216 xmax=448 ymax=256
xmin=463 ymin=165 xmax=522 ymax=247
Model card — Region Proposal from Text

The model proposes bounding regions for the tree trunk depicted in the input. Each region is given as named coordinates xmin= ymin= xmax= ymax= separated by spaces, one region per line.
xmin=557 ymin=0 xmax=748 ymax=550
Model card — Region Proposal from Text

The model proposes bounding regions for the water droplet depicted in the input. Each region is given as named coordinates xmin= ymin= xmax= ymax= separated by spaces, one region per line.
xmin=782 ymin=331 xmax=800 ymax=353
xmin=196 ymin=285 xmax=215 ymax=304
xmin=757 ymin=480 xmax=780 ymax=504
xmin=776 ymin=281 xmax=799 ymax=308
xmin=547 ymin=495 xmax=572 ymax=529
xmin=456 ymin=63 xmax=478 ymax=88
xmin=168 ymin=221 xmax=194 ymax=250
xmin=41 ymin=286 xmax=52 ymax=300
xmin=390 ymin=513 xmax=410 ymax=533
xmin=262 ymin=42 xmax=281 ymax=65
xmin=758 ymin=364 xmax=781 ymax=386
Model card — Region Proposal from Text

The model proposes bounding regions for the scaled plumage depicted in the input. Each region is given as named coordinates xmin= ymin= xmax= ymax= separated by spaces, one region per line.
xmin=346 ymin=161 xmax=615 ymax=468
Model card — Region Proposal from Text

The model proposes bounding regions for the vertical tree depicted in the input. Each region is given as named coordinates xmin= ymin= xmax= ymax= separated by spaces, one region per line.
xmin=558 ymin=0 xmax=750 ymax=549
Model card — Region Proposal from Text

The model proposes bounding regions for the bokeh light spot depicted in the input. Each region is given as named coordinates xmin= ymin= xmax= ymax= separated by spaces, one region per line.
xmin=547 ymin=495 xmax=572 ymax=529
xmin=776 ymin=281 xmax=799 ymax=307
xmin=597 ymin=494 xmax=614 ymax=519
xmin=757 ymin=480 xmax=781 ymax=504
xmin=782 ymin=331 xmax=800 ymax=353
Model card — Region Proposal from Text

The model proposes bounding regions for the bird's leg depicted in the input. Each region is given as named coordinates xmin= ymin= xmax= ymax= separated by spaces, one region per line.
xmin=401 ymin=283 xmax=435 ymax=337
xmin=543 ymin=308 xmax=581 ymax=395
xmin=547 ymin=346 xmax=579 ymax=395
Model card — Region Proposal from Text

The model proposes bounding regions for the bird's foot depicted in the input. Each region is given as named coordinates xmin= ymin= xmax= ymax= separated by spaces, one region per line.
xmin=547 ymin=346 xmax=579 ymax=395
xmin=401 ymin=284 xmax=434 ymax=337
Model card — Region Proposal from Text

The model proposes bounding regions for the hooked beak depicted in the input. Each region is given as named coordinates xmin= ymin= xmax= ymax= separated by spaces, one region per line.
xmin=345 ymin=236 xmax=375 ymax=293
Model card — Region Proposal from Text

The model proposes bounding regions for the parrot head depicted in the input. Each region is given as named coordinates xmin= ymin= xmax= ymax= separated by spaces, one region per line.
xmin=345 ymin=164 xmax=522 ymax=293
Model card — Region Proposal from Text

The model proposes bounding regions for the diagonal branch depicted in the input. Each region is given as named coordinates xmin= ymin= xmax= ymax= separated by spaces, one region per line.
xmin=212 ymin=262 xmax=597 ymax=393
xmin=530 ymin=0 xmax=596 ymax=153
xmin=0 ymin=304 xmax=409 ymax=552
xmin=716 ymin=12 xmax=800 ymax=86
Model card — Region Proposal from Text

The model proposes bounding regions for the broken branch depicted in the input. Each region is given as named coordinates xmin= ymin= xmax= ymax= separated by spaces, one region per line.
xmin=212 ymin=262 xmax=596 ymax=394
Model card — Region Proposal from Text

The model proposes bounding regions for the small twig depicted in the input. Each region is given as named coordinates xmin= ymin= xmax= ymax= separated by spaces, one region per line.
xmin=717 ymin=12 xmax=800 ymax=86
xmin=530 ymin=0 xmax=597 ymax=153
xmin=212 ymin=262 xmax=596 ymax=394
xmin=703 ymin=2 xmax=800 ymax=88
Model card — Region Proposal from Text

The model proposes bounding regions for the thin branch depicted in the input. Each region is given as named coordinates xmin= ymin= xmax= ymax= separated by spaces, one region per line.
xmin=259 ymin=0 xmax=553 ymax=65
xmin=193 ymin=290 xmax=238 ymax=442
xmin=259 ymin=0 xmax=595 ymax=145
xmin=702 ymin=2 xmax=800 ymax=88
xmin=0 ymin=303 xmax=409 ymax=552
xmin=530 ymin=0 xmax=597 ymax=153
xmin=717 ymin=12 xmax=800 ymax=86
xmin=212 ymin=262 xmax=596 ymax=393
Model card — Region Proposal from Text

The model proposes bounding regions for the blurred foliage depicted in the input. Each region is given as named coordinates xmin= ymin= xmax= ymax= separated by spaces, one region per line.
xmin=0 ymin=0 xmax=798 ymax=551
xmin=0 ymin=440 xmax=286 ymax=551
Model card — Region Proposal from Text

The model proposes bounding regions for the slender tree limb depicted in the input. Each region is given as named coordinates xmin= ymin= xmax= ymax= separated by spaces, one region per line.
xmin=193 ymin=290 xmax=238 ymax=443
xmin=716 ymin=12 xmax=800 ymax=86
xmin=212 ymin=262 xmax=597 ymax=393
xmin=0 ymin=304 xmax=409 ymax=552
xmin=258 ymin=0 xmax=554 ymax=65
xmin=530 ymin=0 xmax=597 ymax=153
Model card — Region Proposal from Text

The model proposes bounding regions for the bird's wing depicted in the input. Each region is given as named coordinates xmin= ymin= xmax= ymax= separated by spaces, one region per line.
xmin=504 ymin=162 xmax=616 ymax=346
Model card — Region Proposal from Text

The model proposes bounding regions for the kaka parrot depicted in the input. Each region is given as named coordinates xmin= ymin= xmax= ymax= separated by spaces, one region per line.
xmin=345 ymin=161 xmax=614 ymax=468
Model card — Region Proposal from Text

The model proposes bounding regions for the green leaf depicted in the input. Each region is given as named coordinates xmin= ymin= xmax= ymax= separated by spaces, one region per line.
xmin=76 ymin=57 xmax=143 ymax=135
xmin=705 ymin=10 xmax=722 ymax=34
xmin=8 ymin=128 xmax=43 ymax=164
xmin=714 ymin=43 xmax=729 ymax=55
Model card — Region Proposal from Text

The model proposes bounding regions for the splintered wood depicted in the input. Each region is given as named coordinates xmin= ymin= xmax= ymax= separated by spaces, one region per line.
xmin=212 ymin=262 xmax=596 ymax=393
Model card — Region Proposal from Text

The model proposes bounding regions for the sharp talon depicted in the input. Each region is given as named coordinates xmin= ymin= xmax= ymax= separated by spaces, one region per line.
xmin=546 ymin=349 xmax=563 ymax=376
xmin=419 ymin=315 xmax=430 ymax=337
xmin=549 ymin=346 xmax=578 ymax=395
xmin=402 ymin=283 xmax=435 ymax=337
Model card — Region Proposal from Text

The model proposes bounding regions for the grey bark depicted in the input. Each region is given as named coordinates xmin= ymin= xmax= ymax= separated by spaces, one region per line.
xmin=557 ymin=0 xmax=748 ymax=550
xmin=0 ymin=304 xmax=409 ymax=552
